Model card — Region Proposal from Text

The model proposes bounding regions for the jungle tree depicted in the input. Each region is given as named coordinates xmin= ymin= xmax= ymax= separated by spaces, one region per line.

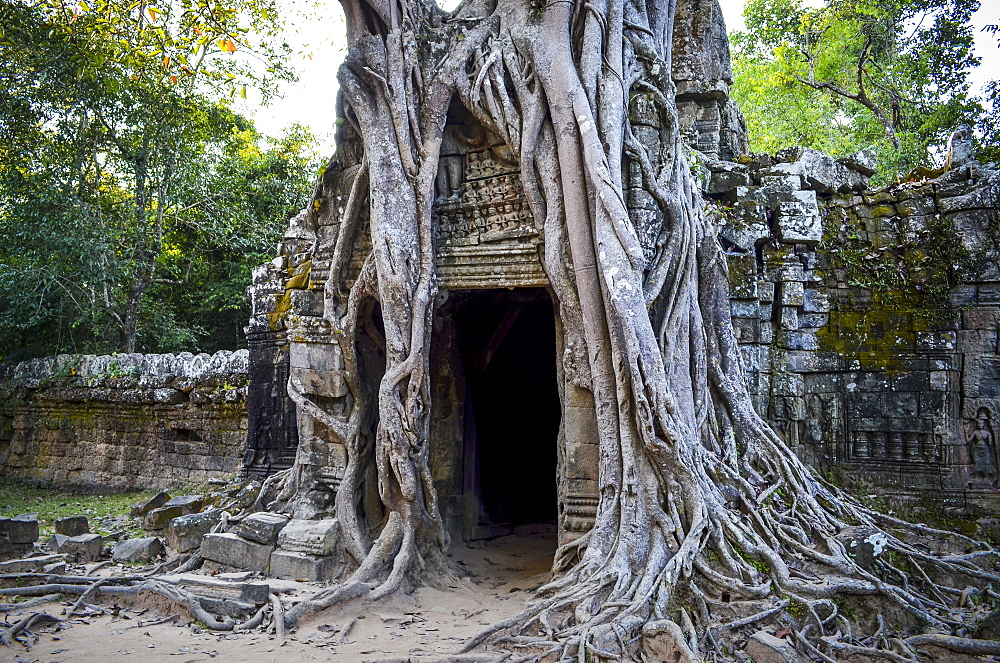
xmin=259 ymin=0 xmax=1000 ymax=659
xmin=0 ymin=0 xmax=315 ymax=359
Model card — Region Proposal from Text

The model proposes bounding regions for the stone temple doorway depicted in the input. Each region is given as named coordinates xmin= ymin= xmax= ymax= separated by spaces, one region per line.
xmin=429 ymin=288 xmax=560 ymax=542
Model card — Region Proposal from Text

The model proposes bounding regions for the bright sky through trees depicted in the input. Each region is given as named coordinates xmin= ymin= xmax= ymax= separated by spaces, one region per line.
xmin=246 ymin=0 xmax=1000 ymax=156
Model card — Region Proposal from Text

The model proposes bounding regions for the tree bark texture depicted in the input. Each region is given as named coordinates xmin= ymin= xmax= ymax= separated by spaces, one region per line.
xmin=271 ymin=0 xmax=1000 ymax=658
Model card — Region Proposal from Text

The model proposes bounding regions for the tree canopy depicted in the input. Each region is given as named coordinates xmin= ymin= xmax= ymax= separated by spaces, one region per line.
xmin=0 ymin=0 xmax=321 ymax=361
xmin=730 ymin=0 xmax=988 ymax=181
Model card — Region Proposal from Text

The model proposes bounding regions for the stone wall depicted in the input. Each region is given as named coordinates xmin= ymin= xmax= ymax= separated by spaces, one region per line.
xmin=706 ymin=143 xmax=1000 ymax=514
xmin=0 ymin=351 xmax=249 ymax=489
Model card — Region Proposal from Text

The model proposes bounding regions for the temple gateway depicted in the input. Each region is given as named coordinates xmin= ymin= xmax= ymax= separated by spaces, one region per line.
xmin=243 ymin=0 xmax=1000 ymax=553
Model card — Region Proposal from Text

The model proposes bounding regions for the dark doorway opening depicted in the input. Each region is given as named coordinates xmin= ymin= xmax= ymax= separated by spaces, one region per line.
xmin=456 ymin=288 xmax=560 ymax=538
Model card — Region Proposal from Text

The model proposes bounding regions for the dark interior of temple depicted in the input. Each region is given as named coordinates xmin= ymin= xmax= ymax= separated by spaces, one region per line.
xmin=456 ymin=288 xmax=560 ymax=530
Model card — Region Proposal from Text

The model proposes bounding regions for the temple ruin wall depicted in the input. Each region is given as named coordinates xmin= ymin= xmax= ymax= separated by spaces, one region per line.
xmin=0 ymin=351 xmax=249 ymax=489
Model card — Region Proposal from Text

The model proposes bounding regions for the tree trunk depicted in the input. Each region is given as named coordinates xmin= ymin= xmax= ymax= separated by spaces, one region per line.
xmin=273 ymin=0 xmax=1000 ymax=658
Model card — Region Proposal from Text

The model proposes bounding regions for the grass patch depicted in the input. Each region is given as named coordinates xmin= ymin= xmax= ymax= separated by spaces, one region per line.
xmin=0 ymin=478 xmax=154 ymax=539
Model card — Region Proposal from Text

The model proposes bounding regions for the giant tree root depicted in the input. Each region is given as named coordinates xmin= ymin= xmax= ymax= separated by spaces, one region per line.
xmin=0 ymin=612 xmax=62 ymax=647
xmin=0 ymin=575 xmax=266 ymax=632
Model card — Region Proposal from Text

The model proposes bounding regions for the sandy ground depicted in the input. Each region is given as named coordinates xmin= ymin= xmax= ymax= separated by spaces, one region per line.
xmin=0 ymin=525 xmax=557 ymax=663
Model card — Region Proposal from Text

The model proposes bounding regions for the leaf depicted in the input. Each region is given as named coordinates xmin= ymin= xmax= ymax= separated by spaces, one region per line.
xmin=775 ymin=625 xmax=792 ymax=638
xmin=163 ymin=56 xmax=170 ymax=68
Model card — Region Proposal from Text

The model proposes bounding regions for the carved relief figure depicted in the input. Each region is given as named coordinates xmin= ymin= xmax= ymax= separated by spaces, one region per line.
xmin=435 ymin=124 xmax=483 ymax=200
xmin=968 ymin=407 xmax=997 ymax=486
xmin=805 ymin=395 xmax=824 ymax=445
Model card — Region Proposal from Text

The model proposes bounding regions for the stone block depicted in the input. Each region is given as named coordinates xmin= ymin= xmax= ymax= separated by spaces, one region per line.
xmin=775 ymin=193 xmax=822 ymax=244
xmin=291 ymin=368 xmax=348 ymax=398
xmin=201 ymin=533 xmax=272 ymax=573
xmin=837 ymin=149 xmax=877 ymax=177
xmin=144 ymin=506 xmax=185 ymax=530
xmin=883 ymin=393 xmax=919 ymax=419
xmin=269 ymin=550 xmax=338 ymax=582
xmin=916 ymin=331 xmax=957 ymax=353
xmin=937 ymin=186 xmax=998 ymax=214
xmin=167 ymin=509 xmax=223 ymax=552
xmin=112 ymin=536 xmax=164 ymax=563
xmin=277 ymin=519 xmax=340 ymax=556
xmin=43 ymin=561 xmax=67 ymax=574
xmin=163 ymin=495 xmax=204 ymax=515
xmin=835 ymin=526 xmax=887 ymax=571
xmin=779 ymin=306 xmax=798 ymax=330
xmin=0 ymin=554 xmax=66 ymax=574
xmin=760 ymin=174 xmax=800 ymax=190
xmin=130 ymin=491 xmax=170 ymax=517
xmin=797 ymin=313 xmax=828 ymax=329
xmin=771 ymin=373 xmax=804 ymax=397
xmin=55 ymin=516 xmax=90 ymax=537
xmin=781 ymin=331 xmax=819 ymax=351
xmin=731 ymin=317 xmax=760 ymax=343
xmin=891 ymin=371 xmax=928 ymax=392
xmin=708 ymin=170 xmax=750 ymax=193
xmin=48 ymin=534 xmax=69 ymax=552
xmin=919 ymin=391 xmax=948 ymax=416
xmin=848 ymin=393 xmax=883 ymax=418
xmin=60 ymin=533 xmax=103 ymax=562
xmin=175 ymin=576 xmax=270 ymax=605
xmin=745 ymin=630 xmax=806 ymax=663
xmin=237 ymin=512 xmax=290 ymax=546
xmin=0 ymin=514 xmax=39 ymax=544
xmin=780 ymin=281 xmax=804 ymax=306
xmin=929 ymin=370 xmax=949 ymax=391
xmin=153 ymin=388 xmax=186 ymax=404
xmin=730 ymin=300 xmax=759 ymax=319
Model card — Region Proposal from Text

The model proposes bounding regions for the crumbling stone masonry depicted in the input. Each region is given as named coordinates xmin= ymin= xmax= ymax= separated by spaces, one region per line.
xmin=706 ymin=143 xmax=1000 ymax=515
xmin=0 ymin=351 xmax=248 ymax=489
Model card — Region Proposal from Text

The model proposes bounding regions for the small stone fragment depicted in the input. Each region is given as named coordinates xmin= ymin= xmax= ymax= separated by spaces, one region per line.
xmin=144 ymin=505 xmax=185 ymax=530
xmin=745 ymin=630 xmax=806 ymax=663
xmin=0 ymin=553 xmax=66 ymax=574
xmin=130 ymin=492 xmax=171 ymax=517
xmin=48 ymin=534 xmax=69 ymax=553
xmin=55 ymin=516 xmax=90 ymax=537
xmin=237 ymin=512 xmax=289 ymax=545
xmin=167 ymin=510 xmax=222 ymax=552
xmin=60 ymin=533 xmax=103 ymax=562
xmin=835 ymin=526 xmax=887 ymax=571
xmin=43 ymin=561 xmax=67 ymax=574
xmin=163 ymin=495 xmax=204 ymax=515
xmin=0 ymin=514 xmax=40 ymax=544
xmin=112 ymin=537 xmax=164 ymax=563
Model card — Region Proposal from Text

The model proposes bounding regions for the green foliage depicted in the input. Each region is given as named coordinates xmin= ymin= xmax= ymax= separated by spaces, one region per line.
xmin=731 ymin=0 xmax=985 ymax=182
xmin=976 ymin=80 xmax=1000 ymax=164
xmin=0 ymin=1 xmax=321 ymax=361
xmin=0 ymin=477 xmax=153 ymax=539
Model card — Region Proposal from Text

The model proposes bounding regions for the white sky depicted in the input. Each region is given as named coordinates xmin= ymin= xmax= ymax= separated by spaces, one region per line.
xmin=245 ymin=0 xmax=1000 ymax=152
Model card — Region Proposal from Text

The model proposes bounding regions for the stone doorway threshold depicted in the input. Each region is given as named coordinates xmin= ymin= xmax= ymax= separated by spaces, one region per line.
xmin=12 ymin=525 xmax=558 ymax=662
